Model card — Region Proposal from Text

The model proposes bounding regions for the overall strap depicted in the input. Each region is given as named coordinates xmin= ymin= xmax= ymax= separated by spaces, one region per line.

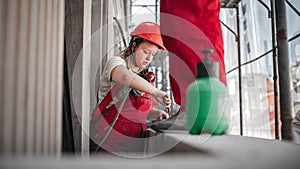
xmin=95 ymin=83 xmax=123 ymax=114
xmin=91 ymin=83 xmax=124 ymax=127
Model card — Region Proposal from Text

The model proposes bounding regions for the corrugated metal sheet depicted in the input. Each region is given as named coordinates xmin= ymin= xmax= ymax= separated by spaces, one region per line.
xmin=0 ymin=0 xmax=64 ymax=156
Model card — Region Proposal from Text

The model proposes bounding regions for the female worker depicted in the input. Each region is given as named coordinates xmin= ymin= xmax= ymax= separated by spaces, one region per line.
xmin=90 ymin=22 xmax=171 ymax=154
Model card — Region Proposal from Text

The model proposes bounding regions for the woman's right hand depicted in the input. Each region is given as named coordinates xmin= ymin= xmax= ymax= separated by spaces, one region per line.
xmin=153 ymin=90 xmax=171 ymax=111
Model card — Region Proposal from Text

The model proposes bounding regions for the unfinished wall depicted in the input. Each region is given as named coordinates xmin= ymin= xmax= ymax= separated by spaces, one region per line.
xmin=64 ymin=0 xmax=130 ymax=155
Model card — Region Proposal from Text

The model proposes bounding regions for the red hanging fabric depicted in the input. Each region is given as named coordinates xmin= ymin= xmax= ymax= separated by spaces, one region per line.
xmin=160 ymin=0 xmax=226 ymax=107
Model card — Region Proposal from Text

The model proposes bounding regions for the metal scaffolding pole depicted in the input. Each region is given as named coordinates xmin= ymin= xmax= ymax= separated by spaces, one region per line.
xmin=257 ymin=0 xmax=280 ymax=140
xmin=274 ymin=0 xmax=294 ymax=140
xmin=155 ymin=0 xmax=158 ymax=23
xmin=270 ymin=0 xmax=280 ymax=140
xmin=236 ymin=6 xmax=243 ymax=136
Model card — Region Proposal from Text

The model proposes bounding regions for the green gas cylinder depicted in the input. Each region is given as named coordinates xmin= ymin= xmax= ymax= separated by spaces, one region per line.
xmin=187 ymin=49 xmax=228 ymax=135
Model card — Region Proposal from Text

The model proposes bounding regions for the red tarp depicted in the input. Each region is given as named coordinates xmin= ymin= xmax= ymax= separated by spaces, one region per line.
xmin=160 ymin=0 xmax=226 ymax=107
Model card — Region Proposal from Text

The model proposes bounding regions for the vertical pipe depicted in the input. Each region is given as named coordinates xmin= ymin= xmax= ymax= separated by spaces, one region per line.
xmin=275 ymin=0 xmax=294 ymax=140
xmin=270 ymin=0 xmax=280 ymax=140
xmin=236 ymin=6 xmax=243 ymax=136
xmin=55 ymin=0 xmax=64 ymax=157
xmin=130 ymin=0 xmax=133 ymax=23
xmin=82 ymin=0 xmax=92 ymax=157
xmin=155 ymin=0 xmax=158 ymax=23
xmin=155 ymin=67 xmax=158 ymax=88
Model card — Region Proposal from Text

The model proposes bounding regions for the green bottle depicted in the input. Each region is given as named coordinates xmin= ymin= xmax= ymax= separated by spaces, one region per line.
xmin=187 ymin=49 xmax=228 ymax=135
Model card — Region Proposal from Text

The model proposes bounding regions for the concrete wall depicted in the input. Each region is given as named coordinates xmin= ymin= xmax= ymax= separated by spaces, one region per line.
xmin=64 ymin=0 xmax=130 ymax=155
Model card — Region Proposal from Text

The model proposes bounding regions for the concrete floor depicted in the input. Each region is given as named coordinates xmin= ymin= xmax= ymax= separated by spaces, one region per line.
xmin=1 ymin=131 xmax=300 ymax=169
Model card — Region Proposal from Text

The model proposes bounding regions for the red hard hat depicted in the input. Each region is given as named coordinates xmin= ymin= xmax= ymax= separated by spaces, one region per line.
xmin=130 ymin=22 xmax=166 ymax=50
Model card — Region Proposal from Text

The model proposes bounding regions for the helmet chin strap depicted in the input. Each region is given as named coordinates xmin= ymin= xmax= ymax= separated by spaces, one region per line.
xmin=128 ymin=40 xmax=149 ymax=72
xmin=131 ymin=52 xmax=139 ymax=68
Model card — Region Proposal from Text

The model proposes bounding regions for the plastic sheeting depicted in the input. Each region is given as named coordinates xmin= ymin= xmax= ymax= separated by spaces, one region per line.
xmin=221 ymin=0 xmax=300 ymax=139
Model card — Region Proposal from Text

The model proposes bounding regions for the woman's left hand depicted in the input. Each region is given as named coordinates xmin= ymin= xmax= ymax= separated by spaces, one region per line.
xmin=148 ymin=108 xmax=170 ymax=120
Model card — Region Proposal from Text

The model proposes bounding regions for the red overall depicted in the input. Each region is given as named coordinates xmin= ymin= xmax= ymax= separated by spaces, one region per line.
xmin=90 ymin=73 xmax=157 ymax=153
xmin=160 ymin=0 xmax=226 ymax=107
